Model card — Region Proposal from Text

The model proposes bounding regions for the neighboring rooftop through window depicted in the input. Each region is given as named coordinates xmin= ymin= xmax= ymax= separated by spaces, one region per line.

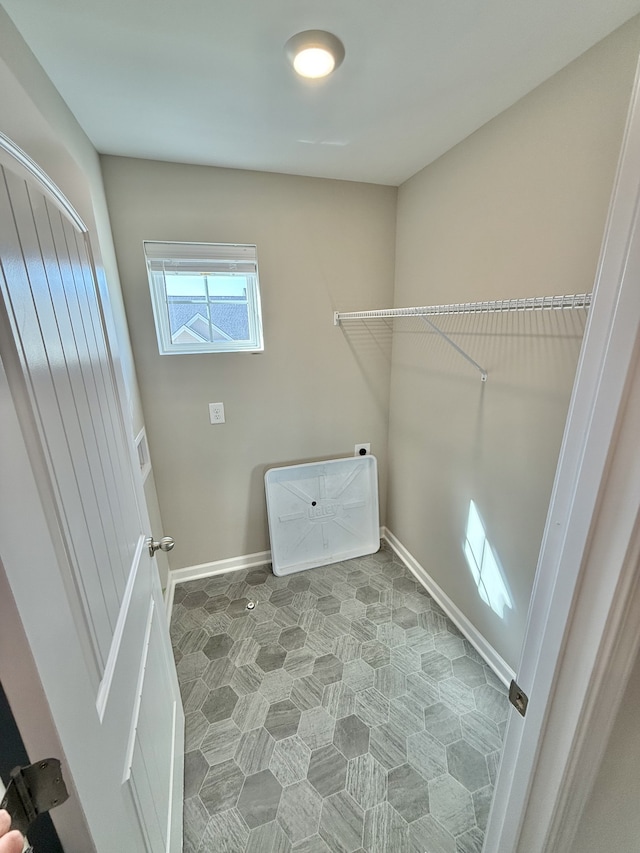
xmin=143 ymin=241 xmax=264 ymax=355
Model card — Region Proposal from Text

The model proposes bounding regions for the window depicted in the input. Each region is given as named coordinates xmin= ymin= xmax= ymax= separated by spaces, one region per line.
xmin=143 ymin=241 xmax=264 ymax=354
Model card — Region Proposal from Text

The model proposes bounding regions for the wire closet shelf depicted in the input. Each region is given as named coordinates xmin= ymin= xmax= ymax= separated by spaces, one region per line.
xmin=333 ymin=292 xmax=592 ymax=325
xmin=333 ymin=292 xmax=592 ymax=382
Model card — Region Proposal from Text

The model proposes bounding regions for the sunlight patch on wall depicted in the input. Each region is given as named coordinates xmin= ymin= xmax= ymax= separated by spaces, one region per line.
xmin=463 ymin=500 xmax=513 ymax=619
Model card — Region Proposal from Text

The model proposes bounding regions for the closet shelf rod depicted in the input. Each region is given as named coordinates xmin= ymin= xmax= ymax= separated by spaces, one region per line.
xmin=333 ymin=291 xmax=592 ymax=325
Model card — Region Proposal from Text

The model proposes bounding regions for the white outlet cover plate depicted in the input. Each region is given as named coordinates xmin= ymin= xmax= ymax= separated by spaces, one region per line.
xmin=265 ymin=455 xmax=379 ymax=576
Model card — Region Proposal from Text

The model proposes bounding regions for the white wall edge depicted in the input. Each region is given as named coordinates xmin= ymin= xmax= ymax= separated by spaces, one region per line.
xmin=382 ymin=526 xmax=516 ymax=687
xmin=164 ymin=549 xmax=271 ymax=619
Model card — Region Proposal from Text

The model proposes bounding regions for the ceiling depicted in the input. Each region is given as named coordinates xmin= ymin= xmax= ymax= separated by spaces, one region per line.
xmin=4 ymin=0 xmax=640 ymax=186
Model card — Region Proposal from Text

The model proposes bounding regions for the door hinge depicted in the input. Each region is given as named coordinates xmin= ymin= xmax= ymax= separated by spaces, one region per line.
xmin=1 ymin=758 xmax=69 ymax=836
xmin=509 ymin=680 xmax=529 ymax=717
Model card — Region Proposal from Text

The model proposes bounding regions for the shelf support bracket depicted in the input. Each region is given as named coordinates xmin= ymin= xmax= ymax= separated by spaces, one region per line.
xmin=421 ymin=316 xmax=488 ymax=381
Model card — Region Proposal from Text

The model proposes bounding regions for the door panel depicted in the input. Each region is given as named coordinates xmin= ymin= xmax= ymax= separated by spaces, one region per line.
xmin=0 ymin=145 xmax=183 ymax=850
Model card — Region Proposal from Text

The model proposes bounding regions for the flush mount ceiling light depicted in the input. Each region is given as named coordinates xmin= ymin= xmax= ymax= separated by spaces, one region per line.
xmin=285 ymin=30 xmax=345 ymax=79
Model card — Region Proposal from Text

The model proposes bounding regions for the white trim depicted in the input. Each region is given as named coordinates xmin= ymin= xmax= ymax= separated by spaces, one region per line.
xmin=382 ymin=527 xmax=515 ymax=687
xmin=0 ymin=131 xmax=87 ymax=233
xmin=485 ymin=49 xmax=640 ymax=853
xmin=95 ymin=533 xmax=146 ymax=722
xmin=164 ymin=549 xmax=271 ymax=619
xmin=123 ymin=598 xmax=155 ymax=783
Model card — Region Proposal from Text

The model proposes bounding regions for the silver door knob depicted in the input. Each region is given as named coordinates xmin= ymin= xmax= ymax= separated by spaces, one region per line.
xmin=147 ymin=536 xmax=175 ymax=557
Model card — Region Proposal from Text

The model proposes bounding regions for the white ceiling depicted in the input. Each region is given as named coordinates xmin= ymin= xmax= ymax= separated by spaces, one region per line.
xmin=4 ymin=0 xmax=640 ymax=186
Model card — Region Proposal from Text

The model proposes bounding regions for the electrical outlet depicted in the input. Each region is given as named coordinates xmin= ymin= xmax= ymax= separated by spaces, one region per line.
xmin=354 ymin=443 xmax=370 ymax=456
xmin=209 ymin=402 xmax=225 ymax=424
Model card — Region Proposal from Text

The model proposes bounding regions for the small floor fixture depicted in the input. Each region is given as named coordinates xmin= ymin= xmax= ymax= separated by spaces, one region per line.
xmin=285 ymin=30 xmax=345 ymax=79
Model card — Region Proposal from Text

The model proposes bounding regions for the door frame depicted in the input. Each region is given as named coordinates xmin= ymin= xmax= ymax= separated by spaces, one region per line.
xmin=486 ymin=49 xmax=640 ymax=853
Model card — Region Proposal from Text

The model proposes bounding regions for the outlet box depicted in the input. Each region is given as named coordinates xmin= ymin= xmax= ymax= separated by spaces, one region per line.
xmin=209 ymin=402 xmax=225 ymax=424
xmin=354 ymin=443 xmax=370 ymax=457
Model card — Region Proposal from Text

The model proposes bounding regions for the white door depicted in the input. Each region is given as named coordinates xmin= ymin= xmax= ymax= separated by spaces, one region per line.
xmin=0 ymin=141 xmax=184 ymax=850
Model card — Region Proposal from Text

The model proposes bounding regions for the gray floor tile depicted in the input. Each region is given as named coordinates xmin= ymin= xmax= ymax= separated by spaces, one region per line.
xmin=185 ymin=710 xmax=209 ymax=751
xmin=346 ymin=753 xmax=387 ymax=810
xmin=363 ymin=800 xmax=410 ymax=853
xmin=256 ymin=643 xmax=288 ymax=673
xmin=343 ymin=659 xmax=375 ymax=692
xmin=237 ymin=769 xmax=283 ymax=829
xmin=333 ymin=634 xmax=362 ymax=662
xmin=203 ymin=632 xmax=234 ymax=660
xmin=313 ymin=653 xmax=344 ymax=685
xmin=285 ymin=648 xmax=317 ymax=679
xmin=235 ymin=727 xmax=276 ymax=775
xmin=232 ymin=691 xmax=269 ymax=732
xmin=299 ymin=707 xmax=336 ymax=750
xmin=277 ymin=779 xmax=323 ymax=843
xmin=452 ymin=656 xmax=487 ymax=688
xmin=472 ymin=785 xmax=493 ymax=832
xmin=200 ymin=759 xmax=244 ymax=816
xmin=474 ymin=684 xmax=509 ymax=723
xmin=265 ymin=699 xmax=302 ymax=741
xmin=446 ymin=739 xmax=490 ymax=792
xmin=198 ymin=807 xmax=249 ymax=853
xmin=361 ymin=640 xmax=391 ymax=669
xmin=408 ymin=814 xmax=456 ymax=853
xmin=428 ymin=775 xmax=476 ymax=837
xmin=439 ymin=677 xmax=476 ymax=714
xmin=174 ymin=550 xmax=507 ymax=852
xmin=390 ymin=693 xmax=426 ymax=736
xmin=374 ymin=665 xmax=406 ymax=699
xmin=424 ymin=703 xmax=463 ymax=746
xmin=307 ymin=743 xmax=348 ymax=797
xmin=322 ymin=681 xmax=357 ymax=719
xmin=407 ymin=730 xmax=447 ymax=780
xmin=203 ymin=656 xmax=236 ymax=689
xmin=291 ymin=674 xmax=325 ymax=711
xmin=319 ymin=790 xmax=364 ymax=852
xmin=260 ymin=669 xmax=294 ymax=703
xmin=231 ymin=662 xmax=263 ymax=695
xmin=185 ymin=749 xmax=209 ymax=799
xmin=271 ymin=735 xmax=312 ymax=786
xmin=280 ymin=626 xmax=308 ymax=650
xmin=247 ymin=820 xmax=292 ymax=853
xmin=292 ymin=834 xmax=331 ymax=852
xmin=421 ymin=650 xmax=454 ymax=682
xmin=369 ymin=721 xmax=407 ymax=770
xmin=202 ymin=684 xmax=239 ymax=724
xmin=201 ymin=718 xmax=242 ymax=766
xmin=334 ymin=714 xmax=370 ymax=759
xmin=456 ymin=825 xmax=485 ymax=853
xmin=355 ymin=688 xmax=389 ymax=728
xmin=387 ymin=763 xmax=430 ymax=822
xmin=184 ymin=795 xmax=209 ymax=852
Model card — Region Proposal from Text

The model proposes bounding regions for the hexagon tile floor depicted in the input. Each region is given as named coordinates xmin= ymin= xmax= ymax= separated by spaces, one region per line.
xmin=171 ymin=544 xmax=510 ymax=853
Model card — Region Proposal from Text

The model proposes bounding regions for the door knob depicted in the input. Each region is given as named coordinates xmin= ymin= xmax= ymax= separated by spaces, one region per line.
xmin=147 ymin=536 xmax=175 ymax=557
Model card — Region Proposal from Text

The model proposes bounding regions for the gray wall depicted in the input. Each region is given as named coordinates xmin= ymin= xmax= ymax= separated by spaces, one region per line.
xmin=386 ymin=18 xmax=640 ymax=669
xmin=569 ymin=648 xmax=640 ymax=853
xmin=101 ymin=158 xmax=397 ymax=570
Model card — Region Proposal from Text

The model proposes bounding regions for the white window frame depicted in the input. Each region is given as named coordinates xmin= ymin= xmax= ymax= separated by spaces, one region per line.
xmin=143 ymin=241 xmax=264 ymax=355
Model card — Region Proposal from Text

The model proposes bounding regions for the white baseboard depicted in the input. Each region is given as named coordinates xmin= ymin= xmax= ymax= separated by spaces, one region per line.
xmin=382 ymin=527 xmax=515 ymax=687
xmin=164 ymin=549 xmax=271 ymax=619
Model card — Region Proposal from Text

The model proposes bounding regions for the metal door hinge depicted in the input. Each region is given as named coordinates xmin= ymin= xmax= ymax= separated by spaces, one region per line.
xmin=509 ymin=680 xmax=529 ymax=717
xmin=1 ymin=758 xmax=69 ymax=836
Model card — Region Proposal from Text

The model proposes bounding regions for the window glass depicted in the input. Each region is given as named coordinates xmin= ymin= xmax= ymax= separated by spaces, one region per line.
xmin=143 ymin=242 xmax=263 ymax=354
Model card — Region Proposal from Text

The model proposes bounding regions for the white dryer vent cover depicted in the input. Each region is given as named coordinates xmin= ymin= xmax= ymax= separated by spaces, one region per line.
xmin=265 ymin=456 xmax=380 ymax=576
